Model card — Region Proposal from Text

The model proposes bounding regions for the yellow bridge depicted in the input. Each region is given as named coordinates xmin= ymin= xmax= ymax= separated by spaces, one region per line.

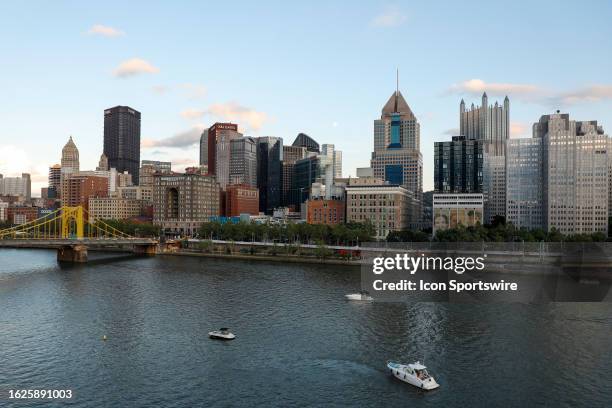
xmin=0 ymin=206 xmax=158 ymax=262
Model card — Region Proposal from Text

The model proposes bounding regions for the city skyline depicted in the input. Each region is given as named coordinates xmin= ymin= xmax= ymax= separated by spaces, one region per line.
xmin=2 ymin=1 xmax=612 ymax=196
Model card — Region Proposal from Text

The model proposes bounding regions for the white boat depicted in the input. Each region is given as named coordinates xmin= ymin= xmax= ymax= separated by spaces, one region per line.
xmin=387 ymin=361 xmax=439 ymax=390
xmin=208 ymin=328 xmax=236 ymax=340
xmin=345 ymin=291 xmax=374 ymax=301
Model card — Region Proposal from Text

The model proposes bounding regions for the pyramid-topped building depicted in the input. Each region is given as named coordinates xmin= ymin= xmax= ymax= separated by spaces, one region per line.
xmin=370 ymin=87 xmax=423 ymax=230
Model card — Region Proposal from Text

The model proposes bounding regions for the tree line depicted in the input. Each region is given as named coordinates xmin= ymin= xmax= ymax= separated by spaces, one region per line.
xmin=198 ymin=221 xmax=375 ymax=246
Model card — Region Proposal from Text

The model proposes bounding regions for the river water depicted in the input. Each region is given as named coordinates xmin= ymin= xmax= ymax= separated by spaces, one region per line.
xmin=0 ymin=249 xmax=611 ymax=407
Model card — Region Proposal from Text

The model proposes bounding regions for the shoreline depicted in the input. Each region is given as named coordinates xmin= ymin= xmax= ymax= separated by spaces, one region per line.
xmin=161 ymin=250 xmax=361 ymax=266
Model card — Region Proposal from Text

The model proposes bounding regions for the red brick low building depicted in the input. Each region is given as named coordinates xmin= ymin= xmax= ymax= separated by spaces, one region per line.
xmin=7 ymin=206 xmax=38 ymax=225
xmin=225 ymin=184 xmax=259 ymax=217
xmin=306 ymin=199 xmax=345 ymax=225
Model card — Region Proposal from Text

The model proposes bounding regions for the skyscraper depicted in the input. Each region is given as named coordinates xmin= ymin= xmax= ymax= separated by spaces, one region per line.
xmin=281 ymin=145 xmax=306 ymax=208
xmin=536 ymin=114 xmax=609 ymax=234
xmin=256 ymin=136 xmax=283 ymax=214
xmin=506 ymin=138 xmax=543 ymax=230
xmin=459 ymin=94 xmax=510 ymax=222
xmin=48 ymin=164 xmax=61 ymax=196
xmin=206 ymin=123 xmax=242 ymax=189
xmin=322 ymin=144 xmax=343 ymax=179
xmin=434 ymin=136 xmax=483 ymax=193
xmin=370 ymin=87 xmax=423 ymax=228
xmin=292 ymin=133 xmax=320 ymax=153
xmin=199 ymin=128 xmax=208 ymax=172
xmin=60 ymin=136 xmax=79 ymax=196
xmin=103 ymin=106 xmax=141 ymax=184
xmin=460 ymin=93 xmax=510 ymax=155
xmin=0 ymin=173 xmax=31 ymax=199
xmin=229 ymin=137 xmax=257 ymax=187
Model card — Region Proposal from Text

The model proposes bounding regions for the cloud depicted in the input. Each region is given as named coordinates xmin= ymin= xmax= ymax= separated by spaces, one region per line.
xmin=448 ymin=79 xmax=540 ymax=98
xmin=180 ymin=83 xmax=207 ymax=99
xmin=152 ymin=85 xmax=169 ymax=94
xmin=443 ymin=128 xmax=459 ymax=136
xmin=113 ymin=58 xmax=159 ymax=78
xmin=180 ymin=108 xmax=205 ymax=120
xmin=207 ymin=102 xmax=268 ymax=131
xmin=371 ymin=6 xmax=407 ymax=27
xmin=554 ymin=85 xmax=612 ymax=105
xmin=180 ymin=102 xmax=269 ymax=132
xmin=510 ymin=122 xmax=529 ymax=137
xmin=87 ymin=24 xmax=125 ymax=37
xmin=141 ymin=125 xmax=205 ymax=149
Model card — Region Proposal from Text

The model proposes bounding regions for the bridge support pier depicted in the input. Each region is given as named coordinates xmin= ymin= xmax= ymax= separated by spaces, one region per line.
xmin=57 ymin=244 xmax=88 ymax=263
xmin=133 ymin=243 xmax=158 ymax=256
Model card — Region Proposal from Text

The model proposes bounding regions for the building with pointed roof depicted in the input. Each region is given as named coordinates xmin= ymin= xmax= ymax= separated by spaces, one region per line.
xmin=60 ymin=136 xmax=80 ymax=197
xmin=370 ymin=86 xmax=423 ymax=229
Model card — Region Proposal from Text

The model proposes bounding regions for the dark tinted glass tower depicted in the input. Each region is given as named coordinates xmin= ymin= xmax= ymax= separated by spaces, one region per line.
xmin=103 ymin=106 xmax=141 ymax=184
xmin=256 ymin=137 xmax=283 ymax=214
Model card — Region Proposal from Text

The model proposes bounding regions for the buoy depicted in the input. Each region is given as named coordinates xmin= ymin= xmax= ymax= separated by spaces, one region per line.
xmin=102 ymin=335 xmax=107 ymax=341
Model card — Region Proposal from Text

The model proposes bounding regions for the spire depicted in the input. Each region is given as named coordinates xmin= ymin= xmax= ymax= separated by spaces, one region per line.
xmin=396 ymin=68 xmax=399 ymax=96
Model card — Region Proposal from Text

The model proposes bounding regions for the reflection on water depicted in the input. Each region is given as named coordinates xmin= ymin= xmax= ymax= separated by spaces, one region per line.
xmin=0 ymin=249 xmax=611 ymax=407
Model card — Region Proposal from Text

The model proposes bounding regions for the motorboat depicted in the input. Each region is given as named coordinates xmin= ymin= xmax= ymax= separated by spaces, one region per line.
xmin=345 ymin=290 xmax=374 ymax=301
xmin=387 ymin=361 xmax=439 ymax=390
xmin=208 ymin=328 xmax=236 ymax=340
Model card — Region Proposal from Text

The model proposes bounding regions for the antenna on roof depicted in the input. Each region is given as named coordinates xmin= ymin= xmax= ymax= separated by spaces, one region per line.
xmin=396 ymin=68 xmax=399 ymax=95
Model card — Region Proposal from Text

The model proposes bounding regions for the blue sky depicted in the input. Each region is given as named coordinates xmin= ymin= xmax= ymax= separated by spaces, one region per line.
xmin=1 ymin=1 xmax=612 ymax=195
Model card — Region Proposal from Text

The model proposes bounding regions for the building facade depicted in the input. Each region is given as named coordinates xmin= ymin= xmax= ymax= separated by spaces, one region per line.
xmin=370 ymin=89 xmax=423 ymax=228
xmin=345 ymin=183 xmax=414 ymax=240
xmin=225 ymin=184 xmax=259 ymax=216
xmin=199 ymin=128 xmax=208 ymax=171
xmin=60 ymin=136 xmax=79 ymax=194
xmin=460 ymin=93 xmax=510 ymax=155
xmin=306 ymin=198 xmax=345 ymax=225
xmin=88 ymin=197 xmax=146 ymax=223
xmin=229 ymin=137 xmax=257 ymax=187
xmin=506 ymin=138 xmax=543 ymax=230
xmin=281 ymin=145 xmax=307 ymax=209
xmin=432 ymin=193 xmax=484 ymax=233
xmin=61 ymin=175 xmax=109 ymax=212
xmin=206 ymin=123 xmax=242 ymax=189
xmin=0 ymin=173 xmax=31 ymax=199
xmin=152 ymin=173 xmax=220 ymax=235
xmin=322 ymin=144 xmax=343 ymax=179
xmin=103 ymin=106 xmax=141 ymax=184
xmin=256 ymin=136 xmax=283 ymax=214
xmin=434 ymin=136 xmax=483 ymax=193
xmin=536 ymin=114 xmax=609 ymax=234
xmin=140 ymin=160 xmax=171 ymax=186
xmin=292 ymin=133 xmax=320 ymax=153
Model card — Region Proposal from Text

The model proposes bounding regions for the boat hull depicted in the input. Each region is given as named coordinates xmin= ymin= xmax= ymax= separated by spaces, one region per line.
xmin=387 ymin=362 xmax=439 ymax=390
xmin=208 ymin=332 xmax=236 ymax=340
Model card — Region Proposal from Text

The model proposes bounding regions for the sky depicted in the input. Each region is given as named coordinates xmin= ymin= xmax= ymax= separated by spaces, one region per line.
xmin=1 ymin=1 xmax=612 ymax=196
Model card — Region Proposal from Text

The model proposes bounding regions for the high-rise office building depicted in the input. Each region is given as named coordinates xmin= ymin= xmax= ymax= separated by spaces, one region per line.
xmin=229 ymin=137 xmax=257 ymax=187
xmin=256 ymin=136 xmax=283 ymax=214
xmin=535 ymin=114 xmax=609 ymax=234
xmin=506 ymin=138 xmax=543 ymax=230
xmin=322 ymin=144 xmax=342 ymax=179
xmin=97 ymin=154 xmax=109 ymax=171
xmin=292 ymin=133 xmax=320 ymax=153
xmin=370 ymin=88 xmax=423 ymax=229
xmin=0 ymin=173 xmax=31 ymax=199
xmin=206 ymin=123 xmax=242 ymax=189
xmin=139 ymin=160 xmax=172 ymax=187
xmin=460 ymin=93 xmax=510 ymax=155
xmin=103 ymin=106 xmax=141 ymax=184
xmin=199 ymin=129 xmax=208 ymax=171
xmin=434 ymin=136 xmax=483 ymax=193
xmin=48 ymin=164 xmax=61 ymax=195
xmin=281 ymin=145 xmax=306 ymax=208
xmin=60 ymin=136 xmax=79 ymax=195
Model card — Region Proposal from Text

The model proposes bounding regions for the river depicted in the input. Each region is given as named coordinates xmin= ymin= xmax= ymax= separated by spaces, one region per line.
xmin=0 ymin=249 xmax=611 ymax=407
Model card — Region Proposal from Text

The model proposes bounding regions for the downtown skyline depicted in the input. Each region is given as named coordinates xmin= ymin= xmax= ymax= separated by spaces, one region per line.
xmin=2 ymin=1 xmax=612 ymax=196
